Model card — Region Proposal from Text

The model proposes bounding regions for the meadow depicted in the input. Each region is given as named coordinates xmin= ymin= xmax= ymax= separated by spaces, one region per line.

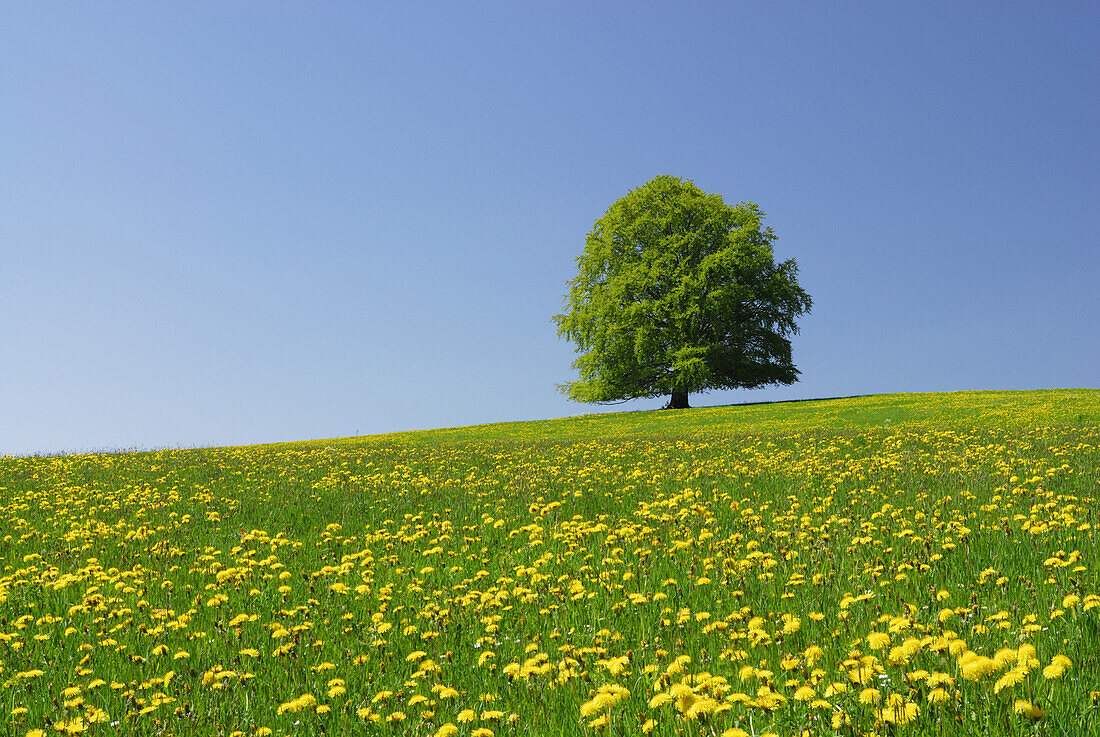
xmin=2 ymin=389 xmax=1099 ymax=737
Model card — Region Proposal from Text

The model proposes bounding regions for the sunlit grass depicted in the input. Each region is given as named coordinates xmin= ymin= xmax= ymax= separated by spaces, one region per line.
xmin=2 ymin=389 xmax=1099 ymax=736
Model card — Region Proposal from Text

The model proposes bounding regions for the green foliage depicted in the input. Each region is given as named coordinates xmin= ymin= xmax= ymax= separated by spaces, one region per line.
xmin=555 ymin=175 xmax=812 ymax=405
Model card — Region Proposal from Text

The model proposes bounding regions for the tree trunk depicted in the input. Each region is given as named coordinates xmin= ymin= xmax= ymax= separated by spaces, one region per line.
xmin=670 ymin=390 xmax=690 ymax=409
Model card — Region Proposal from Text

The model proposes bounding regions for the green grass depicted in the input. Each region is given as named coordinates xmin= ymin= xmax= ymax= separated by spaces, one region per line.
xmin=2 ymin=389 xmax=1099 ymax=737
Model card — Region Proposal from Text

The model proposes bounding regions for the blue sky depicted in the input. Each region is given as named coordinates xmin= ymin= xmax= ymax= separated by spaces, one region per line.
xmin=3 ymin=2 xmax=1097 ymax=455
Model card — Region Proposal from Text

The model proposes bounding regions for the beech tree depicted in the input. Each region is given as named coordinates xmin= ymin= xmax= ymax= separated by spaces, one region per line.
xmin=554 ymin=175 xmax=811 ymax=409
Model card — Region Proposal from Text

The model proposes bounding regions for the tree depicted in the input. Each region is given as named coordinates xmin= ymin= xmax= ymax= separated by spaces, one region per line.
xmin=554 ymin=175 xmax=811 ymax=409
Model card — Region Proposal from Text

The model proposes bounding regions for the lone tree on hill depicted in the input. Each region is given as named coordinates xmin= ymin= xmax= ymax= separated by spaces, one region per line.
xmin=554 ymin=175 xmax=812 ymax=409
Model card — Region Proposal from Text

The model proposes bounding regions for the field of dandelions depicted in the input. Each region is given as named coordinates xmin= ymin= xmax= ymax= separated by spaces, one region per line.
xmin=2 ymin=389 xmax=1099 ymax=737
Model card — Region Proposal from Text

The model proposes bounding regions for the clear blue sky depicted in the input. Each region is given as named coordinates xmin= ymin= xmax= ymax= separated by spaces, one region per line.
xmin=3 ymin=2 xmax=1097 ymax=456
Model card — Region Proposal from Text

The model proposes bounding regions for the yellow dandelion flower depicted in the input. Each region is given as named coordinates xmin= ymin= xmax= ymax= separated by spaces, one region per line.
xmin=457 ymin=709 xmax=477 ymax=723
xmin=581 ymin=693 xmax=616 ymax=718
xmin=928 ymin=688 xmax=951 ymax=704
xmin=880 ymin=701 xmax=919 ymax=725
xmin=1017 ymin=644 xmax=1040 ymax=670
xmin=434 ymin=725 xmax=459 ymax=737
xmin=649 ymin=693 xmax=673 ymax=709
xmin=600 ymin=655 xmax=630 ymax=675
xmin=684 ymin=697 xmax=722 ymax=719
xmin=1043 ymin=655 xmax=1071 ymax=680
xmin=993 ymin=647 xmax=1018 ymax=668
xmin=866 ymin=632 xmax=890 ymax=650
xmin=959 ymin=653 xmax=997 ymax=680
xmin=1013 ymin=700 xmax=1044 ymax=719
xmin=994 ymin=666 xmax=1027 ymax=693
xmin=780 ymin=654 xmax=801 ymax=671
xmin=926 ymin=672 xmax=955 ymax=688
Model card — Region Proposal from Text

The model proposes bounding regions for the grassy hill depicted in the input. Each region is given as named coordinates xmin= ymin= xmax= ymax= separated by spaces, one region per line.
xmin=2 ymin=389 xmax=1099 ymax=736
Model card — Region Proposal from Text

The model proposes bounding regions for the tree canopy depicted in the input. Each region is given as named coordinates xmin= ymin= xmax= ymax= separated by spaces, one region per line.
xmin=554 ymin=175 xmax=812 ymax=409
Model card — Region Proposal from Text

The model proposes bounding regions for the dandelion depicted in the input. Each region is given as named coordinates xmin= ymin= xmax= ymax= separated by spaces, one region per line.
xmin=793 ymin=686 xmax=815 ymax=701
xmin=1043 ymin=654 xmax=1072 ymax=680
xmin=649 ymin=693 xmax=673 ymax=709
xmin=928 ymin=687 xmax=951 ymax=704
xmin=1013 ymin=700 xmax=1044 ymax=719
xmin=995 ymin=665 xmax=1028 ymax=693
xmin=959 ymin=652 xmax=998 ymax=680
xmin=599 ymin=655 xmax=630 ymax=675
xmin=684 ymin=697 xmax=723 ymax=719
xmin=780 ymin=654 xmax=801 ymax=671
xmin=880 ymin=701 xmax=919 ymax=725
xmin=866 ymin=632 xmax=890 ymax=650
xmin=859 ymin=687 xmax=881 ymax=705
